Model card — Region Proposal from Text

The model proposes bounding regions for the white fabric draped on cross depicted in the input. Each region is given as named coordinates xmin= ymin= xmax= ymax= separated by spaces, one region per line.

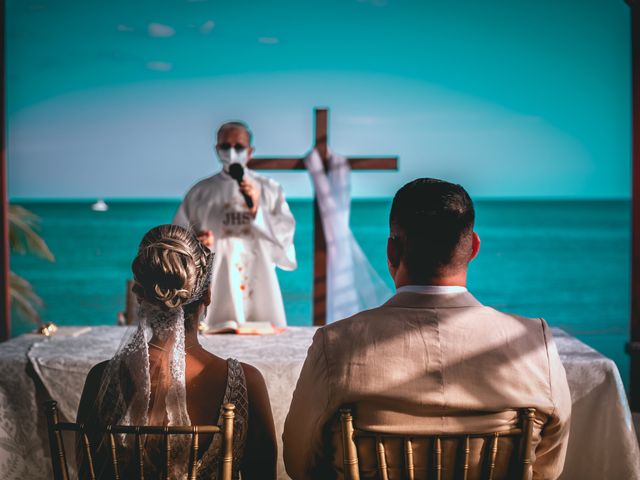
xmin=304 ymin=149 xmax=391 ymax=323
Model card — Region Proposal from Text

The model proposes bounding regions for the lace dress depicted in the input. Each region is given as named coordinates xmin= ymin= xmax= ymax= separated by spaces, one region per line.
xmin=196 ymin=358 xmax=249 ymax=480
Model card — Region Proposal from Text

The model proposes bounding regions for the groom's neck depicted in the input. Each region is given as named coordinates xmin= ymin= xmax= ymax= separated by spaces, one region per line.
xmin=393 ymin=264 xmax=468 ymax=289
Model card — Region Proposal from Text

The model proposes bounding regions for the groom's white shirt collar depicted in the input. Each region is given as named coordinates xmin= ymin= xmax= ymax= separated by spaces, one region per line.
xmin=396 ymin=285 xmax=468 ymax=294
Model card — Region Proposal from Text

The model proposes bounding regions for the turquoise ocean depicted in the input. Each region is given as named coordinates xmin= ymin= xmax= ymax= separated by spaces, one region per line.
xmin=9 ymin=200 xmax=631 ymax=385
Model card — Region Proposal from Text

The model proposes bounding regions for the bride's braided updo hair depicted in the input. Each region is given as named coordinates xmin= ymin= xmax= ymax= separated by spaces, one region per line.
xmin=132 ymin=225 xmax=213 ymax=314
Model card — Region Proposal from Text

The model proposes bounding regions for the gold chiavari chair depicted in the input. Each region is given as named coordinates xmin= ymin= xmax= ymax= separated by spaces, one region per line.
xmin=44 ymin=400 xmax=235 ymax=480
xmin=340 ymin=408 xmax=536 ymax=480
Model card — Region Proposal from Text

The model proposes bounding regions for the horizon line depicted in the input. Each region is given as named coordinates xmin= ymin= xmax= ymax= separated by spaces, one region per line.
xmin=8 ymin=196 xmax=632 ymax=203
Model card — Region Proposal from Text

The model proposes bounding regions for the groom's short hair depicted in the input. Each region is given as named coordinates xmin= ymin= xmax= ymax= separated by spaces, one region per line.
xmin=390 ymin=178 xmax=475 ymax=282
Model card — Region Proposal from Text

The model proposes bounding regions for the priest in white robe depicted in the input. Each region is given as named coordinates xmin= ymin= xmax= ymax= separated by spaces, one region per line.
xmin=173 ymin=121 xmax=297 ymax=329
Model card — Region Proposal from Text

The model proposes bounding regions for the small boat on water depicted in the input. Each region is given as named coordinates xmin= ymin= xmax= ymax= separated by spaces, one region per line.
xmin=91 ymin=199 xmax=109 ymax=212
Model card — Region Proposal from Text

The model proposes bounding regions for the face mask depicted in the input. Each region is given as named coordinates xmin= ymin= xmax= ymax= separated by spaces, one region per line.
xmin=217 ymin=147 xmax=249 ymax=167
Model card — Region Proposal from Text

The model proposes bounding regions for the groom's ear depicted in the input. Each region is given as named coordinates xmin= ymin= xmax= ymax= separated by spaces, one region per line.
xmin=387 ymin=236 xmax=402 ymax=268
xmin=470 ymin=231 xmax=481 ymax=261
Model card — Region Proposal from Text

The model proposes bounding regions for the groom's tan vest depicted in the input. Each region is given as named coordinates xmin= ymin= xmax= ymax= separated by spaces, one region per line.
xmin=283 ymin=291 xmax=571 ymax=480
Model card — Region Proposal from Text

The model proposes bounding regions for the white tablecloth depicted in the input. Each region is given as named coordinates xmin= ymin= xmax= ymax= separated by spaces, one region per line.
xmin=0 ymin=326 xmax=638 ymax=479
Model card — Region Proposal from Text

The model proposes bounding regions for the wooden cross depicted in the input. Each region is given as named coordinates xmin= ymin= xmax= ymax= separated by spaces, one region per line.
xmin=247 ymin=108 xmax=398 ymax=326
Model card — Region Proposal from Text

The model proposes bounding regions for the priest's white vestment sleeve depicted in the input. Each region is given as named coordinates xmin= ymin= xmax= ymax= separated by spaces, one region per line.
xmin=173 ymin=170 xmax=296 ymax=328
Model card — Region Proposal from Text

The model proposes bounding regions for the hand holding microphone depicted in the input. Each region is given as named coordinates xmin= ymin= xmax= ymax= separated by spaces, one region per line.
xmin=229 ymin=163 xmax=259 ymax=215
xmin=196 ymin=230 xmax=215 ymax=248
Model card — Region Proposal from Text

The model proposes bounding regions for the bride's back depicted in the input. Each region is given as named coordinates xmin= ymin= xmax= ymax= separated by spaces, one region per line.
xmin=76 ymin=225 xmax=276 ymax=479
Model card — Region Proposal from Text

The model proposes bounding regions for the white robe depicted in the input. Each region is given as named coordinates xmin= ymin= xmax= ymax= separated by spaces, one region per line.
xmin=173 ymin=169 xmax=296 ymax=328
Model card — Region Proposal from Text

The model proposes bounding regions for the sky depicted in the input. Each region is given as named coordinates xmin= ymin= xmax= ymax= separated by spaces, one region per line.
xmin=6 ymin=0 xmax=633 ymax=199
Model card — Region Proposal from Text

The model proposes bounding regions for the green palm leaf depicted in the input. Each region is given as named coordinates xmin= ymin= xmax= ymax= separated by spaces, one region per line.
xmin=8 ymin=205 xmax=54 ymax=326
xmin=8 ymin=205 xmax=54 ymax=261
xmin=9 ymin=272 xmax=43 ymax=325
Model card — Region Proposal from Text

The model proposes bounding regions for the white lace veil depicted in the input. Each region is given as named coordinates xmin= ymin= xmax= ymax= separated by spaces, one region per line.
xmin=89 ymin=225 xmax=214 ymax=478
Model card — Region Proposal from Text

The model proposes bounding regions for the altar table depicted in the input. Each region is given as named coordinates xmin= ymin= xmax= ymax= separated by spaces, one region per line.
xmin=0 ymin=326 xmax=638 ymax=479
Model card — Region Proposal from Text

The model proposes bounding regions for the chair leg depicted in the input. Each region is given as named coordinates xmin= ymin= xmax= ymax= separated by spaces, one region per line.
xmin=520 ymin=408 xmax=536 ymax=480
xmin=44 ymin=401 xmax=70 ymax=480
xmin=340 ymin=409 xmax=360 ymax=480
xmin=221 ymin=403 xmax=235 ymax=480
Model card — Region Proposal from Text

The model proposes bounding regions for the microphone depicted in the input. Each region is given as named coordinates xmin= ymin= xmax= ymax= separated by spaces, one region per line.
xmin=228 ymin=163 xmax=254 ymax=210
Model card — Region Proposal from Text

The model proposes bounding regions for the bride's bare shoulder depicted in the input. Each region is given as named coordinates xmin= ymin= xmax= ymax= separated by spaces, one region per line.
xmin=239 ymin=362 xmax=269 ymax=397
xmin=188 ymin=350 xmax=229 ymax=382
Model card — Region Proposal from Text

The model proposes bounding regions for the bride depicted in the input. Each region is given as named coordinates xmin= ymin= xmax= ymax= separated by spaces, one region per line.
xmin=76 ymin=224 xmax=277 ymax=479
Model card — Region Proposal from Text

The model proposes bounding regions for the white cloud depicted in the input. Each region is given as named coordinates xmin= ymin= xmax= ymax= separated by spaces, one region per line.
xmin=116 ymin=24 xmax=135 ymax=32
xmin=258 ymin=37 xmax=279 ymax=45
xmin=146 ymin=61 xmax=173 ymax=72
xmin=200 ymin=20 xmax=215 ymax=34
xmin=148 ymin=23 xmax=175 ymax=38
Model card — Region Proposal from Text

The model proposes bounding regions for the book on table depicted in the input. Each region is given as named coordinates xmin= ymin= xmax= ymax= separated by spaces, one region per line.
xmin=204 ymin=321 xmax=285 ymax=335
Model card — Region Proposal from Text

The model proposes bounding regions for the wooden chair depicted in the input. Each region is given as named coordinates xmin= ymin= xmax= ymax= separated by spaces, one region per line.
xmin=44 ymin=400 xmax=235 ymax=480
xmin=339 ymin=408 xmax=536 ymax=480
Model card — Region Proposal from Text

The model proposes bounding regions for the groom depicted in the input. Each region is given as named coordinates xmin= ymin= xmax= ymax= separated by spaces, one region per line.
xmin=283 ymin=178 xmax=571 ymax=479
xmin=173 ymin=121 xmax=297 ymax=330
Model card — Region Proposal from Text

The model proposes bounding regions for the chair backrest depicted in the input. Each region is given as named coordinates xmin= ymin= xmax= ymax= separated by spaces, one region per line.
xmin=44 ymin=400 xmax=235 ymax=480
xmin=339 ymin=407 xmax=536 ymax=480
